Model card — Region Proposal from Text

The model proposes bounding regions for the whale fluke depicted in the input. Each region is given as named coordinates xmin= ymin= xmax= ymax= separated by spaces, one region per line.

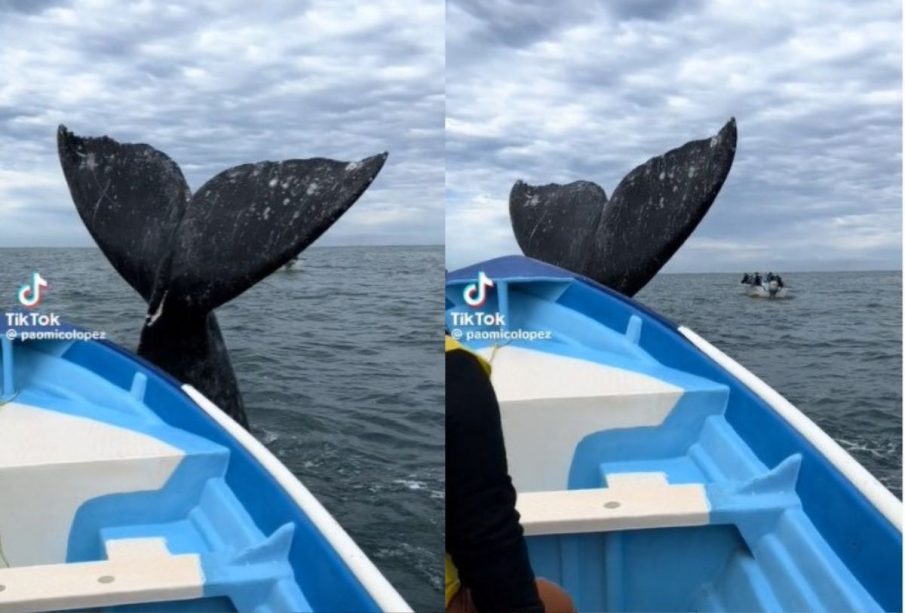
xmin=58 ymin=125 xmax=388 ymax=427
xmin=510 ymin=118 xmax=737 ymax=296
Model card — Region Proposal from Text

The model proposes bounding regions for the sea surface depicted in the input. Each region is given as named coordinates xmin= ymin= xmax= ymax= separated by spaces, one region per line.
xmin=637 ymin=271 xmax=902 ymax=497
xmin=0 ymin=246 xmax=444 ymax=611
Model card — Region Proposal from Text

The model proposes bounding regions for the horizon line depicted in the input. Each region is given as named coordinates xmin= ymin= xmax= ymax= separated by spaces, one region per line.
xmin=0 ymin=243 xmax=445 ymax=249
xmin=2 ymin=246 xmax=900 ymax=274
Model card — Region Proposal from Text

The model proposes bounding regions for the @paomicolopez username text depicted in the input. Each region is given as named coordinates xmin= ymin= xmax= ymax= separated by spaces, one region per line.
xmin=448 ymin=311 xmax=553 ymax=343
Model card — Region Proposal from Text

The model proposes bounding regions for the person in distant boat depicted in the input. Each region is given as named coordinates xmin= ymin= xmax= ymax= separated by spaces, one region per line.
xmin=446 ymin=335 xmax=575 ymax=613
xmin=753 ymin=272 xmax=762 ymax=285
xmin=741 ymin=273 xmax=750 ymax=284
xmin=776 ymin=275 xmax=784 ymax=288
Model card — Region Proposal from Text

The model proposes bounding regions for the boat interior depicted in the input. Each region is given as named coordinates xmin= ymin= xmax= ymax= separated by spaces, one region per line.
xmin=446 ymin=257 xmax=900 ymax=613
xmin=0 ymin=337 xmax=374 ymax=613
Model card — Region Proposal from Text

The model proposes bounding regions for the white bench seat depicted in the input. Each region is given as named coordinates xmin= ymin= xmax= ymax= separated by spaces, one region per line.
xmin=0 ymin=538 xmax=203 ymax=613
xmin=516 ymin=473 xmax=710 ymax=536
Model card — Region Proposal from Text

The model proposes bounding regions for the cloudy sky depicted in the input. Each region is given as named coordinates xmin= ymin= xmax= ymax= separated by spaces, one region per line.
xmin=446 ymin=0 xmax=902 ymax=271
xmin=0 ymin=0 xmax=443 ymax=247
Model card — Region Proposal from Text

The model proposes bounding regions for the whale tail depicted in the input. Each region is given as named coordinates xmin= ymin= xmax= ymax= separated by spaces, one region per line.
xmin=58 ymin=125 xmax=388 ymax=427
xmin=509 ymin=118 xmax=737 ymax=296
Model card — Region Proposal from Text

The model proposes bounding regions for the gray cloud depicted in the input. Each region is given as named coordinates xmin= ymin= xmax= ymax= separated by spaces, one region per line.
xmin=446 ymin=0 xmax=902 ymax=271
xmin=0 ymin=0 xmax=443 ymax=247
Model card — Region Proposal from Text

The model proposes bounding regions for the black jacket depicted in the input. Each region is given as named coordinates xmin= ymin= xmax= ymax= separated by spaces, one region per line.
xmin=446 ymin=347 xmax=543 ymax=613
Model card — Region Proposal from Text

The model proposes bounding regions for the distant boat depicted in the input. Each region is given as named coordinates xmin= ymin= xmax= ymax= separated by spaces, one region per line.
xmin=745 ymin=281 xmax=788 ymax=299
xmin=446 ymin=256 xmax=900 ymax=613
xmin=283 ymin=256 xmax=301 ymax=271
xmin=741 ymin=274 xmax=788 ymax=299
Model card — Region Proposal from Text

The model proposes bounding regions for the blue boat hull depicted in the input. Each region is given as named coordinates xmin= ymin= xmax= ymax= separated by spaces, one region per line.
xmin=446 ymin=256 xmax=901 ymax=613
xmin=0 ymin=337 xmax=408 ymax=612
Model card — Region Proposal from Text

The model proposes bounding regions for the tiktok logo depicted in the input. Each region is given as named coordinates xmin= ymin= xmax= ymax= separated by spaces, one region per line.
xmin=18 ymin=273 xmax=48 ymax=308
xmin=463 ymin=271 xmax=494 ymax=308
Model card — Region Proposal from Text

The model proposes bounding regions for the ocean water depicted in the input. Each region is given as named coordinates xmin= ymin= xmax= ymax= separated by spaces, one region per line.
xmin=0 ymin=246 xmax=444 ymax=610
xmin=636 ymin=271 xmax=902 ymax=497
